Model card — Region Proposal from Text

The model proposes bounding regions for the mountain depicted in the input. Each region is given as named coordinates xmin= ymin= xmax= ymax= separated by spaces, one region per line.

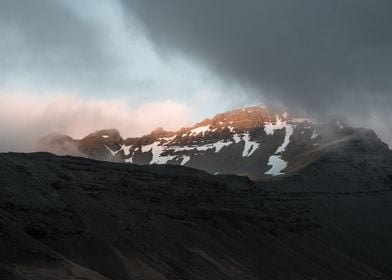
xmin=0 ymin=146 xmax=391 ymax=279
xmin=41 ymin=106 xmax=383 ymax=180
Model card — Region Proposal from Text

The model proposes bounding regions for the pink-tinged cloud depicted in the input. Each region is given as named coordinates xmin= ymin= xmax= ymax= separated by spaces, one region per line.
xmin=0 ymin=91 xmax=192 ymax=152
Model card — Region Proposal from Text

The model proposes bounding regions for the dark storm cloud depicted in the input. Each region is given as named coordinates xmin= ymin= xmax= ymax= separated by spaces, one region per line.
xmin=123 ymin=0 xmax=392 ymax=143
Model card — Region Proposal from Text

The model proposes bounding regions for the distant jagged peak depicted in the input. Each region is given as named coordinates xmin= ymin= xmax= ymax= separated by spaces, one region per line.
xmin=85 ymin=128 xmax=122 ymax=140
xmin=148 ymin=127 xmax=176 ymax=138
xmin=79 ymin=129 xmax=123 ymax=159
xmin=216 ymin=105 xmax=269 ymax=117
xmin=211 ymin=105 xmax=270 ymax=125
xmin=185 ymin=105 xmax=314 ymax=133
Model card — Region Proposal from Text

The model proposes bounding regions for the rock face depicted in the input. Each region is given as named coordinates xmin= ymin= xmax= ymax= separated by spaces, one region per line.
xmin=0 ymin=149 xmax=392 ymax=279
xmin=40 ymin=106 xmax=389 ymax=179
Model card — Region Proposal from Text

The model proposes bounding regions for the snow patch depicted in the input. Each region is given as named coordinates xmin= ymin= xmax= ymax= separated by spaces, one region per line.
xmin=310 ymin=131 xmax=318 ymax=140
xmin=160 ymin=135 xmax=176 ymax=142
xmin=213 ymin=140 xmax=233 ymax=153
xmin=193 ymin=141 xmax=232 ymax=153
xmin=275 ymin=124 xmax=294 ymax=153
xmin=169 ymin=146 xmax=196 ymax=152
xmin=233 ymin=134 xmax=242 ymax=143
xmin=264 ymin=117 xmax=295 ymax=176
xmin=141 ymin=138 xmax=234 ymax=164
xmin=241 ymin=133 xmax=260 ymax=157
xmin=264 ymin=115 xmax=287 ymax=135
xmin=231 ymin=133 xmax=260 ymax=157
xmin=104 ymin=145 xmax=120 ymax=156
xmin=121 ymin=144 xmax=133 ymax=156
xmin=180 ymin=156 xmax=191 ymax=165
xmin=337 ymin=121 xmax=344 ymax=129
xmin=101 ymin=135 xmax=109 ymax=138
xmin=141 ymin=141 xmax=176 ymax=164
xmin=190 ymin=125 xmax=210 ymax=136
xmin=265 ymin=156 xmax=287 ymax=176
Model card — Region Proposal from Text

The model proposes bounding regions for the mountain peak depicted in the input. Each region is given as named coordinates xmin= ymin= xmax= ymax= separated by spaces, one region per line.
xmin=193 ymin=105 xmax=275 ymax=130
xmin=37 ymin=105 xmax=389 ymax=179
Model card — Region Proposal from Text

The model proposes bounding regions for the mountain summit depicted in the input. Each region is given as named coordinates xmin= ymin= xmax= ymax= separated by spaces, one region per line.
xmin=40 ymin=106 xmax=389 ymax=180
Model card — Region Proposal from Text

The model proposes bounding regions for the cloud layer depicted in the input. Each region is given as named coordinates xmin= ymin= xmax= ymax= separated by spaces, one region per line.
xmin=123 ymin=0 xmax=392 ymax=144
xmin=0 ymin=92 xmax=191 ymax=152
xmin=0 ymin=0 xmax=250 ymax=107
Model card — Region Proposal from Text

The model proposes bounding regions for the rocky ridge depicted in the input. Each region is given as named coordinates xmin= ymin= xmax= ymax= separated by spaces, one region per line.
xmin=40 ymin=106 xmax=389 ymax=180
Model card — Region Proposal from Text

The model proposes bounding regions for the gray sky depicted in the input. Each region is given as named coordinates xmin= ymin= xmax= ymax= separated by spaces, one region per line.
xmin=0 ymin=0 xmax=249 ymax=103
xmin=0 ymin=0 xmax=391 ymax=150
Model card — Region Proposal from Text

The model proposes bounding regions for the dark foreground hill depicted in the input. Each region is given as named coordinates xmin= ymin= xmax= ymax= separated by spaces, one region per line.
xmin=0 ymin=142 xmax=392 ymax=279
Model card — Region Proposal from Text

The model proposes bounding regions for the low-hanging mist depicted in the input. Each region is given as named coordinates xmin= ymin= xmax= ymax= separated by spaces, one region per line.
xmin=0 ymin=92 xmax=191 ymax=152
